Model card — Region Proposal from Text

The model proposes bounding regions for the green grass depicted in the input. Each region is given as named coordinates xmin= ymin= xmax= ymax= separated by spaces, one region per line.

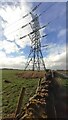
xmin=55 ymin=74 xmax=68 ymax=97
xmin=56 ymin=77 xmax=67 ymax=86
xmin=1 ymin=69 xmax=68 ymax=118
xmin=1 ymin=69 xmax=39 ymax=117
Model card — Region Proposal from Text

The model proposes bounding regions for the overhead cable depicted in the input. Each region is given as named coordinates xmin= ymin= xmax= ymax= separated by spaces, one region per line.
xmin=5 ymin=3 xmax=56 ymax=35
xmin=6 ymin=3 xmax=42 ymax=28
xmin=20 ymin=22 xmax=49 ymax=39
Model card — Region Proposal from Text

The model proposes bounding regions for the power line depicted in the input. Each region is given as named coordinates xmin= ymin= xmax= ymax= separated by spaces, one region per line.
xmin=38 ymin=2 xmax=56 ymax=17
xmin=5 ymin=33 xmax=48 ymax=50
xmin=5 ymin=14 xmax=61 ymax=42
xmin=48 ymin=14 xmax=60 ymax=25
xmin=5 ymin=12 xmax=60 ymax=42
xmin=19 ymin=10 xmax=62 ymax=40
xmin=4 ymin=3 xmax=62 ymax=44
xmin=41 ymin=45 xmax=48 ymax=48
xmin=19 ymin=22 xmax=49 ymax=39
xmin=6 ymin=3 xmax=42 ymax=29
xmin=5 ymin=2 xmax=56 ymax=35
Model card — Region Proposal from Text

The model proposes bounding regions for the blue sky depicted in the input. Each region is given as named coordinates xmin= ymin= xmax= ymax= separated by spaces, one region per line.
xmin=0 ymin=0 xmax=67 ymax=70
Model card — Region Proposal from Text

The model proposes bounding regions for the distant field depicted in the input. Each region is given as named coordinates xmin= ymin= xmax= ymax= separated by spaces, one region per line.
xmin=0 ymin=69 xmax=68 ymax=118
xmin=57 ymin=70 xmax=68 ymax=76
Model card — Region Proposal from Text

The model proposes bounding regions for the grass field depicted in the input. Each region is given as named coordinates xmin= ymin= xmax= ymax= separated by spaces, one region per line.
xmin=1 ymin=69 xmax=40 ymax=117
xmin=55 ymin=71 xmax=68 ymax=93
xmin=0 ymin=69 xmax=68 ymax=118
xmin=53 ymin=72 xmax=68 ymax=118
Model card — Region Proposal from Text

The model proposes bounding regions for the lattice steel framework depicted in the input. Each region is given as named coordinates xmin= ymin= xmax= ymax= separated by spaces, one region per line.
xmin=25 ymin=13 xmax=46 ymax=71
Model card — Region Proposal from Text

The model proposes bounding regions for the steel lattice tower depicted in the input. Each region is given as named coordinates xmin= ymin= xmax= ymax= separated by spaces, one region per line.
xmin=25 ymin=13 xmax=46 ymax=71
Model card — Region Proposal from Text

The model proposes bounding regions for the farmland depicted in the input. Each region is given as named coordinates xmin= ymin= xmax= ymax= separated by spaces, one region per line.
xmin=2 ymin=69 xmax=41 ymax=118
xmin=0 ymin=69 xmax=68 ymax=119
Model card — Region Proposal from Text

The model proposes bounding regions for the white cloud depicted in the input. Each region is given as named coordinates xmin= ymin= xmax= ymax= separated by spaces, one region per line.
xmin=0 ymin=51 xmax=26 ymax=69
xmin=43 ymin=44 xmax=66 ymax=70
xmin=0 ymin=41 xmax=3 ymax=50
xmin=3 ymin=40 xmax=19 ymax=53
xmin=0 ymin=44 xmax=66 ymax=70
xmin=0 ymin=0 xmax=32 ymax=47
xmin=0 ymin=1 xmax=67 ymax=70
xmin=58 ymin=29 xmax=66 ymax=38
xmin=24 ymin=0 xmax=67 ymax=2
xmin=0 ymin=40 xmax=19 ymax=53
xmin=16 ymin=36 xmax=31 ymax=48
xmin=44 ymin=52 xmax=66 ymax=70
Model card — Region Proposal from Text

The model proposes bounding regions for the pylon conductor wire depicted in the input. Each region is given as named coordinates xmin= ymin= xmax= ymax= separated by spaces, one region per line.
xmin=25 ymin=13 xmax=46 ymax=71
xmin=6 ymin=3 xmax=56 ymax=36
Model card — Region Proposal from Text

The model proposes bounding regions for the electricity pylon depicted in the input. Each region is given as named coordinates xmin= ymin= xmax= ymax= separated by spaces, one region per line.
xmin=25 ymin=13 xmax=46 ymax=71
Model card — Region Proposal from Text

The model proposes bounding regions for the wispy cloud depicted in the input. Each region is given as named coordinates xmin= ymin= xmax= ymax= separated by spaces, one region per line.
xmin=0 ymin=0 xmax=32 ymax=52
xmin=58 ymin=29 xmax=66 ymax=38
